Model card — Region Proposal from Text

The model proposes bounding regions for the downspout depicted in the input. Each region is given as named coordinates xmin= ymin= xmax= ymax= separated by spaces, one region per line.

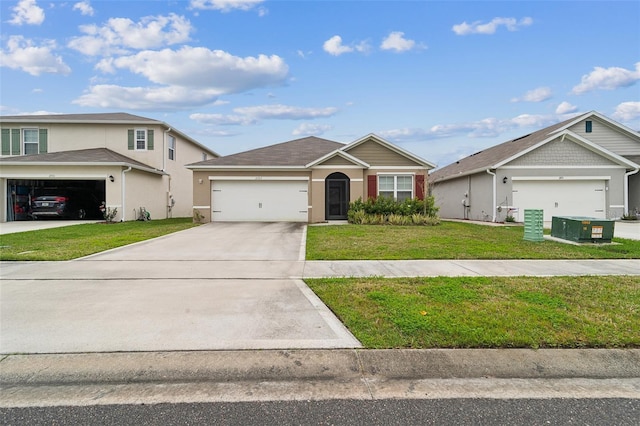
xmin=486 ymin=169 xmax=497 ymax=222
xmin=121 ymin=166 xmax=132 ymax=221
xmin=624 ymin=167 xmax=640 ymax=216
xmin=163 ymin=127 xmax=172 ymax=219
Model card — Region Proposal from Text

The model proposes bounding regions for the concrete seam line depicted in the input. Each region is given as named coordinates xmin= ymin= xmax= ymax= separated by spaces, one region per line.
xmin=354 ymin=349 xmax=375 ymax=400
xmin=298 ymin=225 xmax=307 ymax=261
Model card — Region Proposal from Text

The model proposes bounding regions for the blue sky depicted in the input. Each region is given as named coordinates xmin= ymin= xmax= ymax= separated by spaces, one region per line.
xmin=1 ymin=0 xmax=639 ymax=168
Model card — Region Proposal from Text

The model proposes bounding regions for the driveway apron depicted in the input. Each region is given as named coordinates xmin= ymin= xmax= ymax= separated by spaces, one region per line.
xmin=0 ymin=222 xmax=360 ymax=354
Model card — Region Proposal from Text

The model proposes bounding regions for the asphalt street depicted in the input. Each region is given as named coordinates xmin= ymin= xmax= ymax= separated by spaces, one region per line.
xmin=2 ymin=399 xmax=639 ymax=425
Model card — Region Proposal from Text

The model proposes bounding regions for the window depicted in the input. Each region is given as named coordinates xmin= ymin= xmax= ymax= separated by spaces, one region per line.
xmin=135 ymin=129 xmax=147 ymax=150
xmin=23 ymin=129 xmax=39 ymax=155
xmin=168 ymin=135 xmax=176 ymax=160
xmin=202 ymin=152 xmax=208 ymax=161
xmin=378 ymin=175 xmax=413 ymax=201
xmin=585 ymin=120 xmax=592 ymax=133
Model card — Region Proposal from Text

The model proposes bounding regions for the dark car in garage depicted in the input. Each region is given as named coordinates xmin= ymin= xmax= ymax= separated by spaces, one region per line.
xmin=31 ymin=189 xmax=102 ymax=220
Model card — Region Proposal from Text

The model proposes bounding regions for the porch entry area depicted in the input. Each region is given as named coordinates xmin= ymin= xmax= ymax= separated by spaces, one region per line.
xmin=325 ymin=172 xmax=350 ymax=220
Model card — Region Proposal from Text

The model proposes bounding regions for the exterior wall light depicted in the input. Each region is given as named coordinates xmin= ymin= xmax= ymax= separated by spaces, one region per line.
xmin=109 ymin=175 xmax=115 ymax=182
xmin=502 ymin=176 xmax=508 ymax=184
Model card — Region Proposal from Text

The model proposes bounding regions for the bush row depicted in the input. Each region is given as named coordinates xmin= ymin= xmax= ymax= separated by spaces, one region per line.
xmin=347 ymin=196 xmax=440 ymax=226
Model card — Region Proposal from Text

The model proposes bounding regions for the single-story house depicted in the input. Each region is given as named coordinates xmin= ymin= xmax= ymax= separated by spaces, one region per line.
xmin=430 ymin=111 xmax=640 ymax=222
xmin=187 ymin=134 xmax=436 ymax=223
xmin=0 ymin=113 xmax=219 ymax=222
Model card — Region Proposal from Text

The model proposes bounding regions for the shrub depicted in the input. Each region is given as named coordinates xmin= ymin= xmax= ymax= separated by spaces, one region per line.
xmin=347 ymin=196 xmax=440 ymax=226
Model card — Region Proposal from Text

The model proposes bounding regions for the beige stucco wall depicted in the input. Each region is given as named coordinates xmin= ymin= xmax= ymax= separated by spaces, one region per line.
xmin=121 ymin=169 xmax=165 ymax=221
xmin=310 ymin=168 xmax=365 ymax=222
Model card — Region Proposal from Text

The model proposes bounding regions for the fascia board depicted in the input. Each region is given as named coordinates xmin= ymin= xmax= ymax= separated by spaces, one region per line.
xmin=430 ymin=166 xmax=492 ymax=183
xmin=549 ymin=111 xmax=640 ymax=140
xmin=186 ymin=165 xmax=308 ymax=172
xmin=0 ymin=161 xmax=166 ymax=175
xmin=343 ymin=133 xmax=437 ymax=169
xmin=305 ymin=150 xmax=369 ymax=168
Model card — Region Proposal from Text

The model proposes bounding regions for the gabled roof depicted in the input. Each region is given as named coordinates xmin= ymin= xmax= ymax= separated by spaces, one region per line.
xmin=344 ymin=133 xmax=437 ymax=169
xmin=306 ymin=149 xmax=370 ymax=168
xmin=0 ymin=148 xmax=165 ymax=175
xmin=429 ymin=111 xmax=639 ymax=182
xmin=187 ymin=136 xmax=344 ymax=168
xmin=0 ymin=112 xmax=219 ymax=157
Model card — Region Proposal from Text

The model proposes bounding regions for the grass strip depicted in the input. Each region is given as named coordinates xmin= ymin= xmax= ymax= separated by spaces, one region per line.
xmin=0 ymin=218 xmax=199 ymax=261
xmin=306 ymin=276 xmax=640 ymax=349
xmin=306 ymin=222 xmax=640 ymax=260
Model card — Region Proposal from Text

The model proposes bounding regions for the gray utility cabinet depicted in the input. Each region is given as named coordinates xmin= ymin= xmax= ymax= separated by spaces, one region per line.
xmin=551 ymin=216 xmax=615 ymax=243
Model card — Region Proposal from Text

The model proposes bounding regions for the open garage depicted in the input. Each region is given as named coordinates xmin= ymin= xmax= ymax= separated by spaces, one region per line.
xmin=7 ymin=179 xmax=105 ymax=221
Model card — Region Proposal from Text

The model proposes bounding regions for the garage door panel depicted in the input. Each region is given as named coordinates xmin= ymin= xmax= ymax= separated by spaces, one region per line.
xmin=212 ymin=180 xmax=308 ymax=222
xmin=512 ymin=180 xmax=605 ymax=222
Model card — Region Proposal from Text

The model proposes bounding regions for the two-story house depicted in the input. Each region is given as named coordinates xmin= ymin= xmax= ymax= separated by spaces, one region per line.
xmin=0 ymin=113 xmax=218 ymax=222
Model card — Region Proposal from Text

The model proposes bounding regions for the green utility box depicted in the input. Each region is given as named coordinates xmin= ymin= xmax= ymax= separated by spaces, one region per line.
xmin=523 ymin=209 xmax=544 ymax=242
xmin=551 ymin=216 xmax=615 ymax=243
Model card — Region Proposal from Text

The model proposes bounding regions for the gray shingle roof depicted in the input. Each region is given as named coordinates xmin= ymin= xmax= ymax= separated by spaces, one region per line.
xmin=0 ymin=148 xmax=158 ymax=171
xmin=188 ymin=136 xmax=345 ymax=167
xmin=429 ymin=116 xmax=580 ymax=182
xmin=0 ymin=112 xmax=159 ymax=123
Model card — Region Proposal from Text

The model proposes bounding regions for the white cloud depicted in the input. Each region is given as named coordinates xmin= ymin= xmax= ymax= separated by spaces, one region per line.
xmin=452 ymin=17 xmax=533 ymax=35
xmin=189 ymin=113 xmax=257 ymax=125
xmin=380 ymin=31 xmax=423 ymax=52
xmin=572 ymin=63 xmax=640 ymax=95
xmin=612 ymin=101 xmax=640 ymax=122
xmin=76 ymin=47 xmax=288 ymax=110
xmin=323 ymin=35 xmax=353 ymax=56
xmin=380 ymin=113 xmax=568 ymax=142
xmin=234 ymin=104 xmax=338 ymax=120
xmin=323 ymin=35 xmax=370 ymax=56
xmin=68 ymin=14 xmax=193 ymax=56
xmin=0 ymin=36 xmax=71 ymax=76
xmin=555 ymin=101 xmax=578 ymax=115
xmin=511 ymin=86 xmax=552 ymax=103
xmin=292 ymin=123 xmax=333 ymax=136
xmin=73 ymin=85 xmax=222 ymax=110
xmin=189 ymin=0 xmax=264 ymax=12
xmin=191 ymin=104 xmax=338 ymax=126
xmin=73 ymin=1 xmax=94 ymax=16
xmin=104 ymin=47 xmax=288 ymax=90
xmin=9 ymin=0 xmax=45 ymax=25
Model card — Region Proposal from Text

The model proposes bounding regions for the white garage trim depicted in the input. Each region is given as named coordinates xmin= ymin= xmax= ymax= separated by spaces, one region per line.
xmin=512 ymin=176 xmax=610 ymax=181
xmin=209 ymin=176 xmax=309 ymax=181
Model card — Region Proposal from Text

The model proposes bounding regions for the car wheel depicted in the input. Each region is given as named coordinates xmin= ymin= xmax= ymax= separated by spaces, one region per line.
xmin=78 ymin=209 xmax=86 ymax=219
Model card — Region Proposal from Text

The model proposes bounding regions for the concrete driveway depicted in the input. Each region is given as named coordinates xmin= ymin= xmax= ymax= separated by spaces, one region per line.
xmin=0 ymin=222 xmax=360 ymax=354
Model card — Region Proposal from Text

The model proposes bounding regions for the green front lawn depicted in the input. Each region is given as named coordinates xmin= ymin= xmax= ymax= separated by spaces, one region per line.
xmin=0 ymin=218 xmax=200 ymax=261
xmin=306 ymin=276 xmax=640 ymax=348
xmin=306 ymin=222 xmax=640 ymax=260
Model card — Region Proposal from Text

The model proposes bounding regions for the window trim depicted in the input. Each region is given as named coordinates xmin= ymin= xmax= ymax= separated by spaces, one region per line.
xmin=135 ymin=128 xmax=147 ymax=151
xmin=168 ymin=135 xmax=176 ymax=160
xmin=22 ymin=128 xmax=39 ymax=155
xmin=377 ymin=173 xmax=414 ymax=201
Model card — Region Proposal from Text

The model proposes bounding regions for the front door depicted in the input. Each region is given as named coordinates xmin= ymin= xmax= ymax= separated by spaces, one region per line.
xmin=326 ymin=173 xmax=349 ymax=220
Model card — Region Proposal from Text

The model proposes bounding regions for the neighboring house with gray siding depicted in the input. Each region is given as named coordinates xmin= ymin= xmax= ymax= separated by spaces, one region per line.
xmin=188 ymin=134 xmax=436 ymax=223
xmin=0 ymin=113 xmax=218 ymax=222
xmin=430 ymin=111 xmax=640 ymax=222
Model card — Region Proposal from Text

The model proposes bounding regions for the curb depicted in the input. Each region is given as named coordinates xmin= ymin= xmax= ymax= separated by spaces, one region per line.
xmin=2 ymin=349 xmax=639 ymax=386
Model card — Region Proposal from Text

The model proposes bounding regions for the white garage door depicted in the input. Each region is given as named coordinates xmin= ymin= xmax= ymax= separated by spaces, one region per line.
xmin=211 ymin=180 xmax=308 ymax=222
xmin=512 ymin=180 xmax=606 ymax=222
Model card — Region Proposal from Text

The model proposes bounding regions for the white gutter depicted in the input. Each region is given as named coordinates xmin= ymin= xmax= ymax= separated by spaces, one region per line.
xmin=624 ymin=167 xmax=640 ymax=215
xmin=121 ymin=166 xmax=132 ymax=221
xmin=486 ymin=169 xmax=497 ymax=222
